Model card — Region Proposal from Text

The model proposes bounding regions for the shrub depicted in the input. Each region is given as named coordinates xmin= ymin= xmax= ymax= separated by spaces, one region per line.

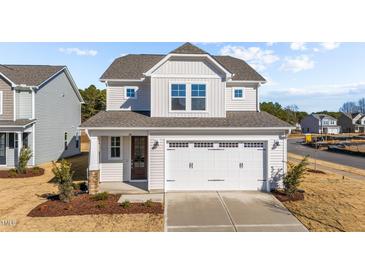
xmin=144 ymin=199 xmax=153 ymax=207
xmin=283 ymin=156 xmax=309 ymax=196
xmin=31 ymin=166 xmax=42 ymax=175
xmin=8 ymin=168 xmax=18 ymax=178
xmin=95 ymin=203 xmax=105 ymax=209
xmin=120 ymin=200 xmax=130 ymax=208
xmin=92 ymin=192 xmax=109 ymax=201
xmin=52 ymin=159 xmax=75 ymax=203
xmin=17 ymin=147 xmax=32 ymax=174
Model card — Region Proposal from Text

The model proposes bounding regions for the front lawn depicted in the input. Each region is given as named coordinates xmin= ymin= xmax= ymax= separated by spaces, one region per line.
xmin=282 ymin=168 xmax=365 ymax=232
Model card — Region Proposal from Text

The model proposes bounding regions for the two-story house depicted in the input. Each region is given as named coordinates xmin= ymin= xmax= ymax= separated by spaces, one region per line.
xmin=0 ymin=65 xmax=83 ymax=167
xmin=81 ymin=43 xmax=293 ymax=194
xmin=338 ymin=112 xmax=365 ymax=133
xmin=300 ymin=113 xmax=340 ymax=134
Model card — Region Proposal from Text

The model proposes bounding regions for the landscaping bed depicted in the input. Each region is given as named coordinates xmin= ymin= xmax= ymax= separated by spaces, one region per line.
xmin=28 ymin=194 xmax=164 ymax=217
xmin=272 ymin=190 xmax=304 ymax=202
xmin=0 ymin=167 xmax=45 ymax=178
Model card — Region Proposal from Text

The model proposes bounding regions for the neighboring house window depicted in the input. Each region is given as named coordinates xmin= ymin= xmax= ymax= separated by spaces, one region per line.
xmin=8 ymin=133 xmax=15 ymax=149
xmin=125 ymin=87 xmax=137 ymax=99
xmin=0 ymin=91 xmax=3 ymax=115
xmin=22 ymin=133 xmax=29 ymax=148
xmin=191 ymin=84 xmax=206 ymax=111
xmin=76 ymin=132 xmax=79 ymax=149
xmin=233 ymin=88 xmax=244 ymax=100
xmin=110 ymin=136 xmax=121 ymax=159
xmin=171 ymin=84 xmax=186 ymax=111
xmin=64 ymin=132 xmax=68 ymax=150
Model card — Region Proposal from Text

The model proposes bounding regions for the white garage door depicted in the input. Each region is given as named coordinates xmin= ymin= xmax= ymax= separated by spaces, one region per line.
xmin=165 ymin=141 xmax=266 ymax=191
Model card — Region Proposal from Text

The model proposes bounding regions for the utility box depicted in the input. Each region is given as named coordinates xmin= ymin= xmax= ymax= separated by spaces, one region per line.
xmin=305 ymin=134 xmax=312 ymax=143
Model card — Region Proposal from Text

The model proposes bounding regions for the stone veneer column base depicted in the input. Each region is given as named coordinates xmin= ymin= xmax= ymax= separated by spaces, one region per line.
xmin=88 ymin=170 xmax=100 ymax=195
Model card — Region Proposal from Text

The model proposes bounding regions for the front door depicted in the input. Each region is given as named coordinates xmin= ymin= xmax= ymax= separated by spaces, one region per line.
xmin=0 ymin=133 xmax=6 ymax=165
xmin=131 ymin=136 xmax=147 ymax=180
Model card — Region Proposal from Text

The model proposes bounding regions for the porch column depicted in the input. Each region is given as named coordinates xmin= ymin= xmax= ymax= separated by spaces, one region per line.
xmin=17 ymin=132 xmax=23 ymax=158
xmin=88 ymin=136 xmax=100 ymax=194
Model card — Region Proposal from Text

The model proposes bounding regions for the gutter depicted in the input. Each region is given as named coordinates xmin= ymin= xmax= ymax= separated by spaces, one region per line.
xmin=79 ymin=126 xmax=295 ymax=131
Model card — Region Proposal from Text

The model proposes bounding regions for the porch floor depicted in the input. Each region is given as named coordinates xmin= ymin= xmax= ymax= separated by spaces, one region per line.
xmin=99 ymin=181 xmax=151 ymax=194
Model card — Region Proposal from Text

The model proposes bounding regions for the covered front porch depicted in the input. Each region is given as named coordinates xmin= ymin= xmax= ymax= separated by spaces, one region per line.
xmin=86 ymin=129 xmax=150 ymax=194
xmin=0 ymin=120 xmax=35 ymax=168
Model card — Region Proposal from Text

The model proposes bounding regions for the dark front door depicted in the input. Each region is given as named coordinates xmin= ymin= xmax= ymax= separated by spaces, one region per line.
xmin=0 ymin=133 xmax=6 ymax=165
xmin=131 ymin=136 xmax=147 ymax=180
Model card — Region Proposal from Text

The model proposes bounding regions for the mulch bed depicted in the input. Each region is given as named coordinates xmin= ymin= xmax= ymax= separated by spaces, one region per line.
xmin=0 ymin=168 xmax=45 ymax=178
xmin=307 ymin=168 xmax=326 ymax=174
xmin=28 ymin=194 xmax=163 ymax=217
xmin=272 ymin=190 xmax=304 ymax=202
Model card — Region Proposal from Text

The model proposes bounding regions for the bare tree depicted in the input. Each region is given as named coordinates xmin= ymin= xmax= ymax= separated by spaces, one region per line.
xmin=339 ymin=101 xmax=359 ymax=113
xmin=358 ymin=98 xmax=365 ymax=113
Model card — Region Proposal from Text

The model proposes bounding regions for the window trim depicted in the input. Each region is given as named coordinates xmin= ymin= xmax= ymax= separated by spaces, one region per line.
xmin=124 ymin=86 xmax=138 ymax=100
xmin=232 ymin=88 xmax=245 ymax=100
xmin=191 ymin=83 xmax=207 ymax=111
xmin=169 ymin=83 xmax=187 ymax=112
xmin=108 ymin=136 xmax=123 ymax=160
xmin=0 ymin=91 xmax=3 ymax=115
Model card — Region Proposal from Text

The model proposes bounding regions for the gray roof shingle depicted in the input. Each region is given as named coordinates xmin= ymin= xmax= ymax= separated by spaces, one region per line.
xmin=81 ymin=111 xmax=292 ymax=129
xmin=0 ymin=119 xmax=36 ymax=127
xmin=0 ymin=65 xmax=65 ymax=86
xmin=312 ymin=113 xmax=337 ymax=120
xmin=100 ymin=43 xmax=266 ymax=82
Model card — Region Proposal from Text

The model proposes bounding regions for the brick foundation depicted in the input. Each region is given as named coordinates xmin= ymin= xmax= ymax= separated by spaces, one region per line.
xmin=88 ymin=170 xmax=100 ymax=195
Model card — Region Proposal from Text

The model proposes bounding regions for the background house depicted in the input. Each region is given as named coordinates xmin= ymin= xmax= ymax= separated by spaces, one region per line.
xmin=0 ymin=65 xmax=83 ymax=167
xmin=338 ymin=112 xmax=365 ymax=133
xmin=300 ymin=113 xmax=340 ymax=134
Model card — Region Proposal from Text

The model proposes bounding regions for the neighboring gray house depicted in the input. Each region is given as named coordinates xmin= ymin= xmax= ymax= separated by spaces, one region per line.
xmin=300 ymin=113 xmax=340 ymax=134
xmin=0 ymin=65 xmax=83 ymax=167
xmin=81 ymin=43 xmax=294 ymax=194
xmin=338 ymin=112 xmax=365 ymax=133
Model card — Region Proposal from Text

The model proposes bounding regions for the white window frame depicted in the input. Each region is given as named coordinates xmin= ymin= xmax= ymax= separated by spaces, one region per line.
xmin=232 ymin=88 xmax=245 ymax=100
xmin=169 ymin=83 xmax=187 ymax=112
xmin=124 ymin=86 xmax=138 ymax=100
xmin=108 ymin=136 xmax=123 ymax=160
xmin=191 ymin=83 xmax=207 ymax=111
xmin=0 ymin=91 xmax=3 ymax=115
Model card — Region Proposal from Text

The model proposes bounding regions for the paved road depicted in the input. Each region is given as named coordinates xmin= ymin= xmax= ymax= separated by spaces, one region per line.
xmin=288 ymin=138 xmax=365 ymax=170
xmin=165 ymin=192 xmax=307 ymax=232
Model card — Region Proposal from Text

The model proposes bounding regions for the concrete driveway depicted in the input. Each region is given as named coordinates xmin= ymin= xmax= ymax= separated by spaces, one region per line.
xmin=165 ymin=192 xmax=308 ymax=232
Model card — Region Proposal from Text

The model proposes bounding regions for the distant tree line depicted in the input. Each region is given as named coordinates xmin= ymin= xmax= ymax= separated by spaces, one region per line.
xmin=260 ymin=102 xmax=308 ymax=125
xmin=339 ymin=98 xmax=365 ymax=113
xmin=79 ymin=85 xmax=106 ymax=122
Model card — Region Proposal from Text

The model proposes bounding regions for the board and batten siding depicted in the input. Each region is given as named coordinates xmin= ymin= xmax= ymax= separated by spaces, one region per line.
xmin=16 ymin=91 xmax=33 ymax=119
xmin=0 ymin=77 xmax=14 ymax=120
xmin=148 ymin=131 xmax=287 ymax=191
xmin=34 ymin=71 xmax=81 ymax=164
xmin=107 ymin=80 xmax=150 ymax=111
xmin=151 ymin=77 xmax=225 ymax=117
xmin=225 ymin=83 xmax=258 ymax=111
xmin=99 ymin=136 xmax=130 ymax=182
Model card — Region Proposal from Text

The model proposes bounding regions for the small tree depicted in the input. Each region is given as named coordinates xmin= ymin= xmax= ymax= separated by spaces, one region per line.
xmin=52 ymin=159 xmax=75 ymax=203
xmin=283 ymin=156 xmax=309 ymax=196
xmin=17 ymin=147 xmax=32 ymax=174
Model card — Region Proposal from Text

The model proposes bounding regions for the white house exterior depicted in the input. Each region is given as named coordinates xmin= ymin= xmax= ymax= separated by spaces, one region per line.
xmin=300 ymin=113 xmax=341 ymax=134
xmin=81 ymin=43 xmax=293 ymax=194
xmin=0 ymin=65 xmax=83 ymax=167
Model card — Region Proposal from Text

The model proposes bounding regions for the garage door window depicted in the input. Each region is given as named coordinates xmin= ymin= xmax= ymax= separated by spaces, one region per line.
xmin=219 ymin=142 xmax=239 ymax=148
xmin=194 ymin=142 xmax=213 ymax=148
xmin=169 ymin=142 xmax=189 ymax=148
xmin=244 ymin=142 xmax=264 ymax=148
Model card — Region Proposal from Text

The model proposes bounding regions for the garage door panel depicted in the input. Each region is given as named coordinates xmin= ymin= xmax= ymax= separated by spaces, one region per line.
xmin=166 ymin=141 xmax=266 ymax=191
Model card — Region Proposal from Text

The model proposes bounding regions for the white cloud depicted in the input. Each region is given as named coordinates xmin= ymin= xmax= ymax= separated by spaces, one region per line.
xmin=320 ymin=42 xmax=340 ymax=50
xmin=120 ymin=53 xmax=127 ymax=57
xmin=290 ymin=42 xmax=307 ymax=51
xmin=280 ymin=55 xmax=314 ymax=72
xmin=266 ymin=82 xmax=365 ymax=96
xmin=59 ymin=47 xmax=98 ymax=56
xmin=220 ymin=45 xmax=279 ymax=71
xmin=266 ymin=42 xmax=275 ymax=47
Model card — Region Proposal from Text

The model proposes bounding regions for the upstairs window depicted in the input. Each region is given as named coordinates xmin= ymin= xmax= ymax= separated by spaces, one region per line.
xmin=233 ymin=88 xmax=244 ymax=100
xmin=191 ymin=84 xmax=206 ymax=111
xmin=125 ymin=87 xmax=137 ymax=99
xmin=171 ymin=84 xmax=186 ymax=111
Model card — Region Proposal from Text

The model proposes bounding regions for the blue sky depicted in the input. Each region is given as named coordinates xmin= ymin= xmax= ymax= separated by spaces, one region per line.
xmin=0 ymin=42 xmax=364 ymax=113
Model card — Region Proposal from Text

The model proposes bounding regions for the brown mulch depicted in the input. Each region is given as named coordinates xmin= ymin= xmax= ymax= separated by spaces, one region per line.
xmin=307 ymin=168 xmax=326 ymax=174
xmin=0 ymin=168 xmax=45 ymax=178
xmin=27 ymin=194 xmax=163 ymax=217
xmin=272 ymin=190 xmax=304 ymax=202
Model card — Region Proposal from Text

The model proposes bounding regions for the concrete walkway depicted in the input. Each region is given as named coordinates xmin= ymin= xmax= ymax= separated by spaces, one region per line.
xmin=165 ymin=191 xmax=308 ymax=232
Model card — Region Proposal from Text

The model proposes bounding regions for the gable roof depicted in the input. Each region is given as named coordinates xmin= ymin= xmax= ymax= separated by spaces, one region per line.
xmin=100 ymin=43 xmax=266 ymax=82
xmin=0 ymin=65 xmax=65 ymax=86
xmin=312 ymin=113 xmax=337 ymax=120
xmin=170 ymin=42 xmax=208 ymax=54
xmin=81 ymin=110 xmax=293 ymax=129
